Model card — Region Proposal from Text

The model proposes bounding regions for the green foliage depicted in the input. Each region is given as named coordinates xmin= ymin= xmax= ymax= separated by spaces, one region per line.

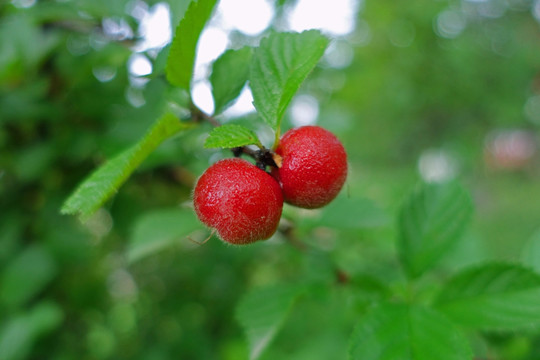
xmin=299 ymin=196 xmax=391 ymax=230
xmin=210 ymin=47 xmax=253 ymax=115
xmin=435 ymin=264 xmax=540 ymax=331
xmin=127 ymin=207 xmax=202 ymax=263
xmin=60 ymin=113 xmax=192 ymax=221
xmin=250 ymin=30 xmax=329 ymax=142
xmin=398 ymin=181 xmax=473 ymax=278
xmin=204 ymin=124 xmax=262 ymax=149
xmin=3 ymin=0 xmax=540 ymax=359
xmin=166 ymin=0 xmax=218 ymax=90
xmin=1 ymin=246 xmax=57 ymax=308
xmin=236 ymin=284 xmax=306 ymax=360
xmin=349 ymin=303 xmax=472 ymax=360
xmin=0 ymin=302 xmax=63 ymax=360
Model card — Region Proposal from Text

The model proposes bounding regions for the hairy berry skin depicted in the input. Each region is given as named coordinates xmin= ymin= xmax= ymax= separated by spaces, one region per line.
xmin=193 ymin=158 xmax=283 ymax=245
xmin=274 ymin=126 xmax=347 ymax=209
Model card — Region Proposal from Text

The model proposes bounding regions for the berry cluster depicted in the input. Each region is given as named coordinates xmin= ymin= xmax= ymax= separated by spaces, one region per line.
xmin=193 ymin=126 xmax=348 ymax=245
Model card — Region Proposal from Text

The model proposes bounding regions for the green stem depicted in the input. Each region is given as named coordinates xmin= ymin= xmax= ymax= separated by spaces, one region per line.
xmin=272 ymin=127 xmax=281 ymax=150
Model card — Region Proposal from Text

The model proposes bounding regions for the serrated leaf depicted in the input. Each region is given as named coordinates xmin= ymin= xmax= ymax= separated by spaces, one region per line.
xmin=210 ymin=47 xmax=253 ymax=114
xmin=250 ymin=30 xmax=329 ymax=133
xmin=166 ymin=0 xmax=218 ymax=90
xmin=349 ymin=303 xmax=472 ymax=360
xmin=127 ymin=207 xmax=201 ymax=263
xmin=61 ymin=113 xmax=192 ymax=221
xmin=236 ymin=284 xmax=305 ymax=360
xmin=435 ymin=263 xmax=540 ymax=331
xmin=398 ymin=181 xmax=473 ymax=278
xmin=204 ymin=124 xmax=262 ymax=149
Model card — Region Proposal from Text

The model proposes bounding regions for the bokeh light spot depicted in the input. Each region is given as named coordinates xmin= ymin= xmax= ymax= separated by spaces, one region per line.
xmin=290 ymin=95 xmax=320 ymax=127
xmin=192 ymin=81 xmax=215 ymax=115
xmin=324 ymin=41 xmax=354 ymax=69
xmin=287 ymin=0 xmax=359 ymax=36
xmin=218 ymin=0 xmax=274 ymax=35
xmin=435 ymin=10 xmax=466 ymax=39
xmin=92 ymin=67 xmax=117 ymax=83
xmin=418 ymin=149 xmax=458 ymax=183
xmin=128 ymin=54 xmax=152 ymax=76
xmin=222 ymin=86 xmax=255 ymax=117
xmin=135 ymin=2 xmax=172 ymax=51
xmin=196 ymin=26 xmax=229 ymax=65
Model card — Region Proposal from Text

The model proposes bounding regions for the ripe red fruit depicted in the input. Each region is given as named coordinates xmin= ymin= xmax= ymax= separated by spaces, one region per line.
xmin=193 ymin=158 xmax=283 ymax=245
xmin=273 ymin=126 xmax=347 ymax=209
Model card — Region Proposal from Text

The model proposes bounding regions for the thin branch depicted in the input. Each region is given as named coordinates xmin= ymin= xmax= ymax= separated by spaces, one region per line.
xmin=191 ymin=104 xmax=221 ymax=127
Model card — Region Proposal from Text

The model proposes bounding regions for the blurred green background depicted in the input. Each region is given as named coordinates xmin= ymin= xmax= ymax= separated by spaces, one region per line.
xmin=1 ymin=0 xmax=540 ymax=359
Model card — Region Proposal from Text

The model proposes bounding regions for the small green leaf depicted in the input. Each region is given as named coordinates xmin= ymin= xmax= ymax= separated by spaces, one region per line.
xmin=349 ymin=303 xmax=472 ymax=360
xmin=0 ymin=245 xmax=57 ymax=307
xmin=398 ymin=181 xmax=473 ymax=278
xmin=204 ymin=124 xmax=262 ymax=149
xmin=61 ymin=113 xmax=192 ymax=221
xmin=127 ymin=207 xmax=202 ymax=263
xmin=210 ymin=47 xmax=253 ymax=114
xmin=250 ymin=31 xmax=329 ymax=135
xmin=435 ymin=263 xmax=540 ymax=331
xmin=236 ymin=284 xmax=305 ymax=360
xmin=166 ymin=0 xmax=218 ymax=90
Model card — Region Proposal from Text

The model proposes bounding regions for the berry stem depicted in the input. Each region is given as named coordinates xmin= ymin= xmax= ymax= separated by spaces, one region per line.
xmin=272 ymin=127 xmax=281 ymax=151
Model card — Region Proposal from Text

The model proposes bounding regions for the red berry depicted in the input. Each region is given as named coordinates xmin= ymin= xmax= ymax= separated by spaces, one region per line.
xmin=274 ymin=126 xmax=347 ymax=209
xmin=193 ymin=158 xmax=283 ymax=245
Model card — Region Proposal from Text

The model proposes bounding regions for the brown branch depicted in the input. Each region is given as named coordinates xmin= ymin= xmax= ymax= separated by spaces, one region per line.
xmin=191 ymin=104 xmax=221 ymax=127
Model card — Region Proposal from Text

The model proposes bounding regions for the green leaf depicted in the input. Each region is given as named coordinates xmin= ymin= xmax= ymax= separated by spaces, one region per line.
xmin=166 ymin=0 xmax=218 ymax=90
xmin=0 ymin=301 xmax=63 ymax=360
xmin=0 ymin=315 xmax=33 ymax=360
xmin=299 ymin=197 xmax=391 ymax=231
xmin=61 ymin=113 xmax=192 ymax=221
xmin=250 ymin=31 xmax=329 ymax=134
xmin=27 ymin=301 xmax=64 ymax=335
xmin=349 ymin=303 xmax=472 ymax=360
xmin=521 ymin=229 xmax=540 ymax=273
xmin=349 ymin=274 xmax=391 ymax=301
xmin=210 ymin=47 xmax=253 ymax=114
xmin=127 ymin=207 xmax=202 ymax=263
xmin=435 ymin=263 xmax=540 ymax=331
xmin=398 ymin=181 xmax=473 ymax=278
xmin=0 ymin=245 xmax=57 ymax=307
xmin=236 ymin=284 xmax=305 ymax=360
xmin=204 ymin=124 xmax=262 ymax=149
